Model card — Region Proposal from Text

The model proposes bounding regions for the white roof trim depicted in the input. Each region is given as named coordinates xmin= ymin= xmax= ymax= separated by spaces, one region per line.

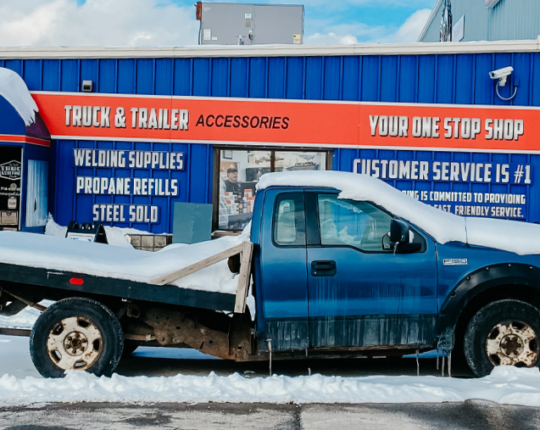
xmin=1 ymin=39 xmax=540 ymax=59
xmin=417 ymin=0 xmax=444 ymax=42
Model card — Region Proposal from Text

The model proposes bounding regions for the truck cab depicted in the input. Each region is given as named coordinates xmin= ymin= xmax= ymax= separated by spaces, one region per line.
xmin=251 ymin=186 xmax=438 ymax=354
xmin=249 ymin=174 xmax=540 ymax=377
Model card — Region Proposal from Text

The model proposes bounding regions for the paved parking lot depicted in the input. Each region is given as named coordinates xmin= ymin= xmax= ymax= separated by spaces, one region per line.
xmin=2 ymin=400 xmax=540 ymax=430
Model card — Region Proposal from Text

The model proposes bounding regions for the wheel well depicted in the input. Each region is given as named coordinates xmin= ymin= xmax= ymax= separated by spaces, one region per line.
xmin=454 ymin=284 xmax=540 ymax=352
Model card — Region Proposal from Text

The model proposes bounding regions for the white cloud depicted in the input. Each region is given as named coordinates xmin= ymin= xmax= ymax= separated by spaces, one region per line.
xmin=377 ymin=8 xmax=432 ymax=43
xmin=0 ymin=0 xmax=199 ymax=47
xmin=304 ymin=8 xmax=432 ymax=45
xmin=305 ymin=33 xmax=359 ymax=45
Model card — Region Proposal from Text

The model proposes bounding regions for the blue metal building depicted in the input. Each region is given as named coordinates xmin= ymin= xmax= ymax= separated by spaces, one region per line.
xmin=1 ymin=41 xmax=540 ymax=237
xmin=419 ymin=0 xmax=540 ymax=43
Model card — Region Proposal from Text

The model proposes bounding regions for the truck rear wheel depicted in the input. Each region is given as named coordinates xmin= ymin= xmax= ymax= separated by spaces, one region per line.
xmin=464 ymin=299 xmax=540 ymax=377
xmin=30 ymin=298 xmax=124 ymax=378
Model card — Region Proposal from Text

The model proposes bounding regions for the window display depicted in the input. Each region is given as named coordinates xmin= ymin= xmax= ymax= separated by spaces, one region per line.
xmin=0 ymin=147 xmax=22 ymax=231
xmin=218 ymin=149 xmax=328 ymax=230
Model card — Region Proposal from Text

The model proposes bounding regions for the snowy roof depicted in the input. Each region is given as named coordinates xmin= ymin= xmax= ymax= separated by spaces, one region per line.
xmin=257 ymin=171 xmax=540 ymax=255
xmin=0 ymin=67 xmax=38 ymax=126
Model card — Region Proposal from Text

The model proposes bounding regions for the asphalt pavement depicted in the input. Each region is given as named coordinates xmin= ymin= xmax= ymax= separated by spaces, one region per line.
xmin=2 ymin=401 xmax=540 ymax=430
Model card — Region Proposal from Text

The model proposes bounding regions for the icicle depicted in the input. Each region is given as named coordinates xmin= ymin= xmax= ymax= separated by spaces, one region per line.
xmin=267 ymin=339 xmax=273 ymax=376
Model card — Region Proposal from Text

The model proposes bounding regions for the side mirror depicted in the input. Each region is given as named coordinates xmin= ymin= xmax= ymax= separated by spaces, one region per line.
xmin=389 ymin=219 xmax=410 ymax=244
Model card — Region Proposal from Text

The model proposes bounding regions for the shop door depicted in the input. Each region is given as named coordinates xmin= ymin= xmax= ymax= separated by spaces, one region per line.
xmin=25 ymin=160 xmax=49 ymax=228
xmin=306 ymin=192 xmax=438 ymax=349
xmin=258 ymin=189 xmax=309 ymax=351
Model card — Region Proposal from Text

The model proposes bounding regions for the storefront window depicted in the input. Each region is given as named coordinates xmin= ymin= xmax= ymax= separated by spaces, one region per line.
xmin=218 ymin=149 xmax=328 ymax=230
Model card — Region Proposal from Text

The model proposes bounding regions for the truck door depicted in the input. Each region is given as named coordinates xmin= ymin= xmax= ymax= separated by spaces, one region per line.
xmin=305 ymin=192 xmax=438 ymax=349
xmin=257 ymin=189 xmax=309 ymax=351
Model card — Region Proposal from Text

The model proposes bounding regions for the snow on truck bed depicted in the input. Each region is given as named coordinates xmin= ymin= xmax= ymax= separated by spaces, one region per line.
xmin=0 ymin=230 xmax=247 ymax=294
xmin=258 ymin=171 xmax=540 ymax=256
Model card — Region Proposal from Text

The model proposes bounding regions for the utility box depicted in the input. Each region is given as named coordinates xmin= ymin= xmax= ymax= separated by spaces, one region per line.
xmin=196 ymin=2 xmax=304 ymax=45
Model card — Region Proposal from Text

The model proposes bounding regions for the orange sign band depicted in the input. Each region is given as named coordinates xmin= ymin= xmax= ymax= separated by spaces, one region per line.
xmin=31 ymin=92 xmax=540 ymax=153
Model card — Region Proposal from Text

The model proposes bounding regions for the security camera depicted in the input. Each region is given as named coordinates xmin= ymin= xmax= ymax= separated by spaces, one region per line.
xmin=489 ymin=66 xmax=514 ymax=86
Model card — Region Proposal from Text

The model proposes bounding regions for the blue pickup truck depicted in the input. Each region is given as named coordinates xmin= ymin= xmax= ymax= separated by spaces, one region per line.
xmin=0 ymin=171 xmax=539 ymax=378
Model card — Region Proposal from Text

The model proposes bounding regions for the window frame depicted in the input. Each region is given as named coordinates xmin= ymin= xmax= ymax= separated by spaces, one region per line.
xmin=272 ymin=192 xmax=307 ymax=248
xmin=212 ymin=147 xmax=332 ymax=232
xmin=306 ymin=191 xmax=427 ymax=254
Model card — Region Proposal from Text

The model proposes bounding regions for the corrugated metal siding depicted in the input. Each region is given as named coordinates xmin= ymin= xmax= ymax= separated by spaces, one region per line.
xmin=489 ymin=0 xmax=540 ymax=41
xmin=420 ymin=0 xmax=540 ymax=43
xmin=1 ymin=51 xmax=540 ymax=231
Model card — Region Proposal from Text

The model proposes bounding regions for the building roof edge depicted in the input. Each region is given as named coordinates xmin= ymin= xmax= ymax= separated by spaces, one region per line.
xmin=0 ymin=39 xmax=539 ymax=59
xmin=417 ymin=0 xmax=444 ymax=42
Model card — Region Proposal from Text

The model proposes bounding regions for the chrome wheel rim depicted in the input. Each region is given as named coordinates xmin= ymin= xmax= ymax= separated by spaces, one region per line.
xmin=486 ymin=320 xmax=539 ymax=367
xmin=47 ymin=317 xmax=103 ymax=371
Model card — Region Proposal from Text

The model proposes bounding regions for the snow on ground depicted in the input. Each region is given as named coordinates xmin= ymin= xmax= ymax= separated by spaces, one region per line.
xmin=0 ymin=326 xmax=539 ymax=407
xmin=258 ymin=171 xmax=540 ymax=255
xmin=0 ymin=335 xmax=539 ymax=407
xmin=0 ymin=67 xmax=38 ymax=126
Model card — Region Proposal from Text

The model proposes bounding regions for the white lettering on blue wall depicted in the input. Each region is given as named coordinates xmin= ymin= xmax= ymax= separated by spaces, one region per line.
xmin=73 ymin=149 xmax=184 ymax=170
xmin=354 ymin=159 xmax=531 ymax=185
xmin=92 ymin=204 xmax=159 ymax=223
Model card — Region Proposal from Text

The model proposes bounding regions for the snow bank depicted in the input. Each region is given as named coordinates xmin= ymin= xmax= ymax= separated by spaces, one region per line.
xmin=0 ymin=366 xmax=540 ymax=406
xmin=0 ymin=228 xmax=249 ymax=294
xmin=258 ymin=171 xmax=540 ymax=255
xmin=0 ymin=67 xmax=38 ymax=126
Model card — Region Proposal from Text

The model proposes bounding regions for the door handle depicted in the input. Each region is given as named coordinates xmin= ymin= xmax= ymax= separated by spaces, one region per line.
xmin=311 ymin=260 xmax=336 ymax=277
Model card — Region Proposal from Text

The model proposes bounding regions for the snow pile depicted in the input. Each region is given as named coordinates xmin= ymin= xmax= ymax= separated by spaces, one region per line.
xmin=0 ymin=67 xmax=38 ymax=126
xmin=44 ymin=217 xmax=157 ymax=248
xmin=0 ymin=228 xmax=249 ymax=294
xmin=0 ymin=366 xmax=540 ymax=406
xmin=258 ymin=171 xmax=540 ymax=255
xmin=0 ymin=306 xmax=40 ymax=329
xmin=0 ymin=301 xmax=53 ymax=329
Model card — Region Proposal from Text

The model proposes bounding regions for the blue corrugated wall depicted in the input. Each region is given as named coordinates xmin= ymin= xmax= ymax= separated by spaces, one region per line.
xmin=1 ymin=52 xmax=539 ymax=232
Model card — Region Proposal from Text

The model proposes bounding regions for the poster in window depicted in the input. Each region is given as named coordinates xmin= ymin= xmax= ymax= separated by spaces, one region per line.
xmin=0 ymin=147 xmax=22 ymax=229
xmin=218 ymin=150 xmax=327 ymax=230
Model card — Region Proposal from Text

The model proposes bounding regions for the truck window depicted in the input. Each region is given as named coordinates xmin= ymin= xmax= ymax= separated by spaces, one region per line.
xmin=273 ymin=193 xmax=306 ymax=246
xmin=317 ymin=194 xmax=392 ymax=252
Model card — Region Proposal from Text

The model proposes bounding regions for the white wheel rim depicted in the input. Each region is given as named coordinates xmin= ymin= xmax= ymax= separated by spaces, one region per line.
xmin=46 ymin=316 xmax=103 ymax=371
xmin=486 ymin=320 xmax=539 ymax=368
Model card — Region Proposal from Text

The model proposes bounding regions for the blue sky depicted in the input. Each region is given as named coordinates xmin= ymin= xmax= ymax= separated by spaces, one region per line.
xmin=0 ymin=0 xmax=438 ymax=47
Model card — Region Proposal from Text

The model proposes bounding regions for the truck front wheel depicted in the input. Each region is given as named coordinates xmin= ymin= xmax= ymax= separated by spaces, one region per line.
xmin=30 ymin=298 xmax=124 ymax=378
xmin=464 ymin=299 xmax=540 ymax=377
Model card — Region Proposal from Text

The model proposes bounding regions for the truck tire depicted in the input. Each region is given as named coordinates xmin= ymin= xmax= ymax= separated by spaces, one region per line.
xmin=30 ymin=297 xmax=124 ymax=378
xmin=464 ymin=299 xmax=540 ymax=377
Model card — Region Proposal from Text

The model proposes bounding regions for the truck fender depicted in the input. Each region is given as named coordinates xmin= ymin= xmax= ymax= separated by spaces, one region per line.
xmin=437 ymin=263 xmax=540 ymax=336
